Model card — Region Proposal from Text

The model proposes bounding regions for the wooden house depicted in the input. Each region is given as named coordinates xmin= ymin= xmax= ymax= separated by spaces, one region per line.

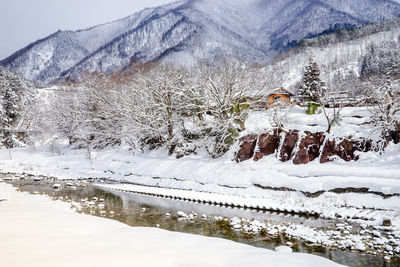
xmin=267 ymin=88 xmax=294 ymax=107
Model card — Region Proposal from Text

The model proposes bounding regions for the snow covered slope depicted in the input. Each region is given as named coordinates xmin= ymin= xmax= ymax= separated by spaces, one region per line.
xmin=0 ymin=2 xmax=185 ymax=84
xmin=264 ymin=20 xmax=400 ymax=90
xmin=2 ymin=0 xmax=400 ymax=84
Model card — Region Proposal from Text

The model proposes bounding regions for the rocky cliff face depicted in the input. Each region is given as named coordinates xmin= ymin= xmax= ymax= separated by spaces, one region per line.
xmin=235 ymin=130 xmax=400 ymax=164
xmin=2 ymin=0 xmax=400 ymax=84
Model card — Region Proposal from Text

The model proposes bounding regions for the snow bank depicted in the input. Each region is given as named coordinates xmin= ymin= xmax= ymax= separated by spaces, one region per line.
xmin=244 ymin=107 xmax=375 ymax=139
xmin=1 ymin=144 xmax=399 ymax=194
xmin=0 ymin=135 xmax=399 ymax=234
xmin=0 ymin=183 xmax=344 ymax=267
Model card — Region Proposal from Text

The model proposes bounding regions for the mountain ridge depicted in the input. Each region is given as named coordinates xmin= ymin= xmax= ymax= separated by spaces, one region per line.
xmin=2 ymin=0 xmax=400 ymax=84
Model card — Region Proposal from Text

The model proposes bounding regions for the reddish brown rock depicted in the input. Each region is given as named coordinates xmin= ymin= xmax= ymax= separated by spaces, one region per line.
xmin=253 ymin=129 xmax=281 ymax=161
xmin=234 ymin=129 xmax=398 ymax=165
xmin=320 ymin=138 xmax=360 ymax=163
xmin=235 ymin=135 xmax=258 ymax=162
xmin=320 ymin=139 xmax=336 ymax=164
xmin=293 ymin=131 xmax=325 ymax=165
xmin=339 ymin=139 xmax=359 ymax=161
xmin=279 ymin=130 xmax=299 ymax=162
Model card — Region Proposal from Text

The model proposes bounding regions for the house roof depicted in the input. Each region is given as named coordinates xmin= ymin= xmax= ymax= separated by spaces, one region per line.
xmin=269 ymin=87 xmax=294 ymax=96
xmin=327 ymin=91 xmax=350 ymax=97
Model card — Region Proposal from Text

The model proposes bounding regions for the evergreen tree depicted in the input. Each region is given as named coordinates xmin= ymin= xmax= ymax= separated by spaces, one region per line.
xmin=0 ymin=66 xmax=31 ymax=147
xmin=299 ymin=58 xmax=326 ymax=114
xmin=360 ymin=44 xmax=375 ymax=77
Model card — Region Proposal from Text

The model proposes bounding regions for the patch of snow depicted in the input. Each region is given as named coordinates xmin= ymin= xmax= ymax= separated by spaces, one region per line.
xmin=275 ymin=246 xmax=293 ymax=253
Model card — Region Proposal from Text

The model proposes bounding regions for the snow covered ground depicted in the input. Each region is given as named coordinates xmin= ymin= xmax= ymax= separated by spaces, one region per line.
xmin=0 ymin=182 xmax=344 ymax=267
xmin=0 ymin=106 xmax=399 ymax=224
xmin=0 ymin=141 xmax=399 ymax=230
xmin=0 ymin=106 xmax=399 ymax=262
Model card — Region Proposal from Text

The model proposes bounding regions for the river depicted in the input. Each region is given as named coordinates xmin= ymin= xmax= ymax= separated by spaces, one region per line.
xmin=4 ymin=176 xmax=399 ymax=267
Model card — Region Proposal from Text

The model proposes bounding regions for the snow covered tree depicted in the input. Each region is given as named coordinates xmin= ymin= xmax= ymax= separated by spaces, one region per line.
xmin=79 ymin=73 xmax=122 ymax=149
xmin=361 ymin=42 xmax=400 ymax=78
xmin=115 ymin=64 xmax=197 ymax=153
xmin=267 ymin=100 xmax=293 ymax=133
xmin=298 ymin=58 xmax=326 ymax=114
xmin=321 ymin=101 xmax=343 ymax=134
xmin=44 ymin=85 xmax=88 ymax=148
xmin=0 ymin=66 xmax=33 ymax=147
xmin=320 ymin=76 xmax=352 ymax=134
xmin=200 ymin=60 xmax=267 ymax=157
xmin=45 ymin=73 xmax=122 ymax=153
xmin=361 ymin=44 xmax=378 ymax=77
xmin=368 ymin=65 xmax=400 ymax=138
xmin=34 ymin=61 xmax=272 ymax=158
xmin=0 ymin=68 xmax=22 ymax=127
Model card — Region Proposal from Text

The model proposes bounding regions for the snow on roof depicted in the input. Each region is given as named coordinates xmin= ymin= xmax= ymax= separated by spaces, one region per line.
xmin=327 ymin=91 xmax=350 ymax=97
xmin=269 ymin=87 xmax=295 ymax=96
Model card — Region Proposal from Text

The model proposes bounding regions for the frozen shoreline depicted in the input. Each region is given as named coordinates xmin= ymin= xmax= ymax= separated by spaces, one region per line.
xmin=0 ymin=182 xmax=345 ymax=267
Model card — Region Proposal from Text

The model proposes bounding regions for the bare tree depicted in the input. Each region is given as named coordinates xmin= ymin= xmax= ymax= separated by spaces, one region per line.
xmin=367 ymin=66 xmax=400 ymax=137
xmin=267 ymin=100 xmax=293 ymax=133
xmin=35 ymin=61 xmax=281 ymax=159
xmin=320 ymin=87 xmax=346 ymax=134
xmin=200 ymin=60 xmax=268 ymax=157
xmin=321 ymin=103 xmax=344 ymax=134
xmin=115 ymin=64 xmax=196 ymax=152
xmin=40 ymin=72 xmax=121 ymax=156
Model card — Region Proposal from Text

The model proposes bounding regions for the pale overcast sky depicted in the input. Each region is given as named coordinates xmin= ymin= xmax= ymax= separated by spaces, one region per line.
xmin=0 ymin=0 xmax=175 ymax=59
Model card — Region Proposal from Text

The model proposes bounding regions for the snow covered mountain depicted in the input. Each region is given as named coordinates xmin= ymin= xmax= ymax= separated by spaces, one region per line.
xmin=2 ymin=0 xmax=400 ymax=84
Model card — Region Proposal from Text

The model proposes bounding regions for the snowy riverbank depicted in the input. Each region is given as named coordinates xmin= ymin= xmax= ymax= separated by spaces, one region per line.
xmin=0 ymin=182 xmax=344 ymax=267
xmin=0 ymin=145 xmax=399 ymax=230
